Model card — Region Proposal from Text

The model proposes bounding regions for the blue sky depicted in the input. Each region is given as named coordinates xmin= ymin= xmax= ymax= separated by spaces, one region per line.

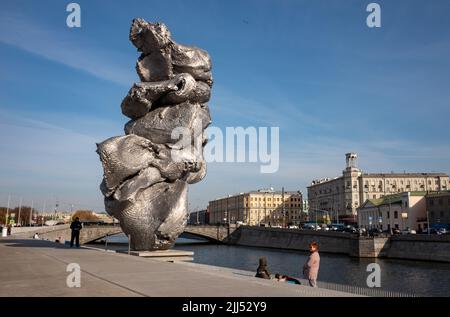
xmin=1 ymin=0 xmax=450 ymax=212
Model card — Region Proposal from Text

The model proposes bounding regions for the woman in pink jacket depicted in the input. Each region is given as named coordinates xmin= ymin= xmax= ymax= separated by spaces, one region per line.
xmin=303 ymin=241 xmax=320 ymax=287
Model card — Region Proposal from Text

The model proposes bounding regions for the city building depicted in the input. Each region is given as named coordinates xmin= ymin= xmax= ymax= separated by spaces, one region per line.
xmin=188 ymin=209 xmax=209 ymax=225
xmin=426 ymin=191 xmax=450 ymax=226
xmin=357 ymin=192 xmax=427 ymax=232
xmin=308 ymin=153 xmax=449 ymax=222
xmin=208 ymin=188 xmax=305 ymax=226
xmin=94 ymin=212 xmax=116 ymax=224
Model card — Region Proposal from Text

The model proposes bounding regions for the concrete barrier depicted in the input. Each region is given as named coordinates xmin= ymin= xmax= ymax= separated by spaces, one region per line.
xmin=387 ymin=234 xmax=450 ymax=262
xmin=232 ymin=226 xmax=359 ymax=256
xmin=231 ymin=226 xmax=450 ymax=262
xmin=11 ymin=224 xmax=70 ymax=236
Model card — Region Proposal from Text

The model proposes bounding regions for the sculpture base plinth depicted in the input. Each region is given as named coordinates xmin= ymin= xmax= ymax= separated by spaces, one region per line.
xmin=119 ymin=249 xmax=194 ymax=262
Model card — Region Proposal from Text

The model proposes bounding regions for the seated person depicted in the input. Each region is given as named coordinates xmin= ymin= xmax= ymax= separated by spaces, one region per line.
xmin=255 ymin=257 xmax=271 ymax=279
xmin=275 ymin=273 xmax=301 ymax=285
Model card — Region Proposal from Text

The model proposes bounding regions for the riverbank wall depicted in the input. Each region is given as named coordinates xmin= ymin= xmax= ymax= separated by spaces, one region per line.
xmin=229 ymin=226 xmax=450 ymax=263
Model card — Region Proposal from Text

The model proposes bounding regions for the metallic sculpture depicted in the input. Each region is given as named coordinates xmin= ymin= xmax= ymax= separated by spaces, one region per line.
xmin=97 ymin=18 xmax=212 ymax=250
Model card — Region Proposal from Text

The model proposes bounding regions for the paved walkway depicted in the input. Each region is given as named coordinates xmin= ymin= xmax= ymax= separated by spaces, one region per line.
xmin=0 ymin=238 xmax=357 ymax=297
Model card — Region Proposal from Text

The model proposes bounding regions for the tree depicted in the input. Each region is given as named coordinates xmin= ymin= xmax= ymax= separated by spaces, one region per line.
xmin=71 ymin=210 xmax=99 ymax=222
xmin=0 ymin=206 xmax=38 ymax=226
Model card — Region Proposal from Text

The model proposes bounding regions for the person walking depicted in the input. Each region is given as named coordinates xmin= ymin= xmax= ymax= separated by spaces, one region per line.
xmin=255 ymin=257 xmax=271 ymax=279
xmin=70 ymin=217 xmax=82 ymax=248
xmin=303 ymin=241 xmax=320 ymax=287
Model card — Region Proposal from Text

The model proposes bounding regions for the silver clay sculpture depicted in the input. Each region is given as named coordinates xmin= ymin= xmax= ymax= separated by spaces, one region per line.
xmin=97 ymin=18 xmax=212 ymax=250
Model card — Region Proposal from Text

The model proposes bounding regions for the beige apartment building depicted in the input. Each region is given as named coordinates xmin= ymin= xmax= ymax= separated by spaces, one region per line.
xmin=357 ymin=192 xmax=428 ymax=232
xmin=308 ymin=153 xmax=449 ymax=220
xmin=426 ymin=191 xmax=450 ymax=226
xmin=208 ymin=188 xmax=305 ymax=226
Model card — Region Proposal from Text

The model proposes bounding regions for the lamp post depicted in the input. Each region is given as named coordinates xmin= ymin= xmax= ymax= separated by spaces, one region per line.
xmin=18 ymin=197 xmax=22 ymax=226
xmin=426 ymin=210 xmax=430 ymax=235
xmin=29 ymin=200 xmax=33 ymax=227
xmin=5 ymin=194 xmax=10 ymax=226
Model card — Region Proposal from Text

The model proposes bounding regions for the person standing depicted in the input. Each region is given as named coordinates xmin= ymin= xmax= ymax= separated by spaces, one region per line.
xmin=70 ymin=217 xmax=82 ymax=248
xmin=303 ymin=241 xmax=320 ymax=287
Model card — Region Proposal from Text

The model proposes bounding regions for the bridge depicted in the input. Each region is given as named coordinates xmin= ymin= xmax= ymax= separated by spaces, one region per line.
xmin=11 ymin=224 xmax=237 ymax=244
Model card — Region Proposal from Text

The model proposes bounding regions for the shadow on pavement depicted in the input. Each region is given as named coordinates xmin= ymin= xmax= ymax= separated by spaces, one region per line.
xmin=0 ymin=238 xmax=84 ymax=249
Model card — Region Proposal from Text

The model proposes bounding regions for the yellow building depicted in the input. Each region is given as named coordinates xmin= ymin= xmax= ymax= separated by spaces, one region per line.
xmin=208 ymin=188 xmax=305 ymax=226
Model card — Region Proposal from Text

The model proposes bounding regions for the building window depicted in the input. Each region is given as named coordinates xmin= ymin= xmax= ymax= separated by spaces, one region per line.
xmin=394 ymin=211 xmax=398 ymax=219
xmin=373 ymin=195 xmax=377 ymax=199
xmin=387 ymin=211 xmax=390 ymax=219
xmin=439 ymin=199 xmax=443 ymax=206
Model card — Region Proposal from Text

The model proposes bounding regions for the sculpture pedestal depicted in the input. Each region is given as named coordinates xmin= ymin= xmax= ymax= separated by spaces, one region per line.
xmin=119 ymin=249 xmax=194 ymax=262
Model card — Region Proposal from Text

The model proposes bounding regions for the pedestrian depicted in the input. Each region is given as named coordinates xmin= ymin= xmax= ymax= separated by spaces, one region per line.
xmin=33 ymin=232 xmax=39 ymax=239
xmin=7 ymin=224 xmax=11 ymax=236
xmin=255 ymin=257 xmax=271 ymax=279
xmin=303 ymin=241 xmax=320 ymax=287
xmin=70 ymin=217 xmax=82 ymax=248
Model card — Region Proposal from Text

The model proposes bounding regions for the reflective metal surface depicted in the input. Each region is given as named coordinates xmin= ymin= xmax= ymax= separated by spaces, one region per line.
xmin=97 ymin=18 xmax=212 ymax=250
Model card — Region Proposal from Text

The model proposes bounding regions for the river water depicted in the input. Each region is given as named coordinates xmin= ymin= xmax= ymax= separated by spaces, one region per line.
xmin=91 ymin=234 xmax=450 ymax=297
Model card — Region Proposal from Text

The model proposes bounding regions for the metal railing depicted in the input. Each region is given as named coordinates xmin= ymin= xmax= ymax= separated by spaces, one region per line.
xmin=296 ymin=278 xmax=416 ymax=297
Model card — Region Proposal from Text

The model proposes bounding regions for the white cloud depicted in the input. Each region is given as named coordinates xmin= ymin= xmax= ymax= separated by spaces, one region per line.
xmin=0 ymin=13 xmax=136 ymax=86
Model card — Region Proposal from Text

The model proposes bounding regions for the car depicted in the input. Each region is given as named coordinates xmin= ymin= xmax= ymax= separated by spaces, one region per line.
xmin=301 ymin=223 xmax=320 ymax=231
xmin=343 ymin=226 xmax=358 ymax=233
xmin=368 ymin=228 xmax=383 ymax=236
xmin=329 ymin=224 xmax=346 ymax=232
xmin=437 ymin=228 xmax=448 ymax=235
xmin=288 ymin=225 xmax=299 ymax=229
